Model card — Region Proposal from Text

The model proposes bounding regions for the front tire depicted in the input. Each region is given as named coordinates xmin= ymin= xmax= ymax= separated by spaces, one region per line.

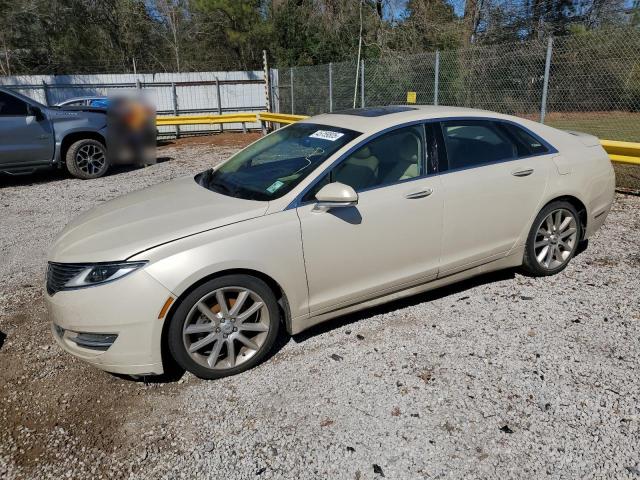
xmin=168 ymin=275 xmax=280 ymax=380
xmin=65 ymin=139 xmax=109 ymax=179
xmin=522 ymin=201 xmax=581 ymax=277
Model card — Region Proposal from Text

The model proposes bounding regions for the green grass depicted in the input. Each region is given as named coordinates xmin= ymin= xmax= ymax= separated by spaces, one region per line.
xmin=541 ymin=112 xmax=640 ymax=191
xmin=544 ymin=112 xmax=640 ymax=143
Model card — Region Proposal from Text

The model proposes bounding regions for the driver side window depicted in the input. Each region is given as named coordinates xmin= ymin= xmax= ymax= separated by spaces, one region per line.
xmin=0 ymin=92 xmax=29 ymax=116
xmin=303 ymin=125 xmax=425 ymax=202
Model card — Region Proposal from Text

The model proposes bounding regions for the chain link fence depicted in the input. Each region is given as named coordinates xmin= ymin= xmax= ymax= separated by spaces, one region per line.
xmin=275 ymin=30 xmax=640 ymax=191
xmin=276 ymin=30 xmax=640 ymax=143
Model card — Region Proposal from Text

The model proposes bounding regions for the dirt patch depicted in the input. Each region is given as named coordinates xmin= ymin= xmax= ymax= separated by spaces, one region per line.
xmin=158 ymin=132 xmax=262 ymax=149
xmin=0 ymin=294 xmax=189 ymax=478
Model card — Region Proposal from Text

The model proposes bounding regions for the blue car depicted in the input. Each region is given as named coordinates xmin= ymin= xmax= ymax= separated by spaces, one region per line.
xmin=55 ymin=97 xmax=110 ymax=108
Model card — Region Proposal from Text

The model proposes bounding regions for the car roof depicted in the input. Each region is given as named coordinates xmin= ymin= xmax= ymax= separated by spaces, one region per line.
xmin=301 ymin=105 xmax=519 ymax=134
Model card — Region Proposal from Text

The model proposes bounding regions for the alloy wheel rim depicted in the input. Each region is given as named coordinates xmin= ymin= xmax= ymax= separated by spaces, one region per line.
xmin=534 ymin=208 xmax=578 ymax=270
xmin=182 ymin=287 xmax=270 ymax=370
xmin=75 ymin=144 xmax=106 ymax=175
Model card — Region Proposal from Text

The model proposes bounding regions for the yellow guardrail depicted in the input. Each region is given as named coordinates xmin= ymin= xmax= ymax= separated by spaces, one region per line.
xmin=156 ymin=112 xmax=308 ymax=126
xmin=600 ymin=140 xmax=640 ymax=166
xmin=156 ymin=112 xmax=258 ymax=126
xmin=156 ymin=112 xmax=640 ymax=166
xmin=259 ymin=112 xmax=309 ymax=124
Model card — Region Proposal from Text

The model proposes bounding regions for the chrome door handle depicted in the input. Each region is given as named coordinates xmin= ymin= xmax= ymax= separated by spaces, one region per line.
xmin=512 ymin=168 xmax=534 ymax=177
xmin=405 ymin=188 xmax=433 ymax=199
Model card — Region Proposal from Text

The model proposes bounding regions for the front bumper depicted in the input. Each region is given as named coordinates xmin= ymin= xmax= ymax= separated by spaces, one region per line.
xmin=45 ymin=269 xmax=173 ymax=375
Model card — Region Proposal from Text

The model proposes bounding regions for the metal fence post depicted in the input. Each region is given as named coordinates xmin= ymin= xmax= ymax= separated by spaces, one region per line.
xmin=263 ymin=50 xmax=271 ymax=114
xmin=328 ymin=62 xmax=333 ymax=112
xmin=360 ymin=60 xmax=365 ymax=108
xmin=540 ymin=37 xmax=554 ymax=124
xmin=215 ymin=77 xmax=224 ymax=134
xmin=290 ymin=67 xmax=294 ymax=114
xmin=270 ymin=68 xmax=280 ymax=113
xmin=434 ymin=50 xmax=440 ymax=106
xmin=171 ymin=82 xmax=180 ymax=139
xmin=42 ymin=80 xmax=50 ymax=106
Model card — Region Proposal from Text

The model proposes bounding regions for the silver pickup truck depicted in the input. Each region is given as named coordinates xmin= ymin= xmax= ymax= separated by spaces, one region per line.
xmin=0 ymin=87 xmax=109 ymax=179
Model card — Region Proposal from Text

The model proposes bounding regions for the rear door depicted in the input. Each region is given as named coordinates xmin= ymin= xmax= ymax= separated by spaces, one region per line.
xmin=436 ymin=119 xmax=554 ymax=276
xmin=0 ymin=91 xmax=53 ymax=167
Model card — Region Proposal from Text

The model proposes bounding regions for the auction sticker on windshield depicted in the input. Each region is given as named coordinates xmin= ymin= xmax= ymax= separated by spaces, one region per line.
xmin=309 ymin=130 xmax=345 ymax=141
xmin=266 ymin=180 xmax=285 ymax=194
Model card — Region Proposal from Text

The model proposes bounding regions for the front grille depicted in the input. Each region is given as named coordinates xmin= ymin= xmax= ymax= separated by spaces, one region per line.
xmin=46 ymin=262 xmax=88 ymax=295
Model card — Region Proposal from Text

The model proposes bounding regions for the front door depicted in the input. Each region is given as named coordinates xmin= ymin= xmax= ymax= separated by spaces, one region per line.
xmin=297 ymin=124 xmax=443 ymax=315
xmin=0 ymin=91 xmax=53 ymax=167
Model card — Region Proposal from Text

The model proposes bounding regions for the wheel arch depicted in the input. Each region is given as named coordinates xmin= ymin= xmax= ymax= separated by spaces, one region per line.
xmin=540 ymin=194 xmax=588 ymax=240
xmin=159 ymin=268 xmax=292 ymax=373
xmin=58 ymin=131 xmax=106 ymax=165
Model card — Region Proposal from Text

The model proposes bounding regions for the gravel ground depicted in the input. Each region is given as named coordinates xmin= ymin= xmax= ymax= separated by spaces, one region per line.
xmin=0 ymin=134 xmax=639 ymax=480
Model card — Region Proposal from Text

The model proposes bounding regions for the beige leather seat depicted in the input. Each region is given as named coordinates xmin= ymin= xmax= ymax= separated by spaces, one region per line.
xmin=334 ymin=146 xmax=379 ymax=191
xmin=381 ymin=133 xmax=420 ymax=183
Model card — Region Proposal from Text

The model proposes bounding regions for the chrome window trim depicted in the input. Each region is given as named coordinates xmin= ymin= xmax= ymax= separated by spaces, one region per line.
xmin=435 ymin=117 xmax=558 ymax=175
xmin=286 ymin=116 xmax=558 ymax=209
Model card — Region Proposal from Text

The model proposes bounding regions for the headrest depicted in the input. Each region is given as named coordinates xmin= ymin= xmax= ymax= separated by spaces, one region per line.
xmin=353 ymin=146 xmax=372 ymax=159
xmin=397 ymin=134 xmax=418 ymax=160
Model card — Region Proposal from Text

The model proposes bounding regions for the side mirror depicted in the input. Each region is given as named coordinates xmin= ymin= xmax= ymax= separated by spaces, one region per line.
xmin=28 ymin=105 xmax=46 ymax=121
xmin=313 ymin=182 xmax=358 ymax=211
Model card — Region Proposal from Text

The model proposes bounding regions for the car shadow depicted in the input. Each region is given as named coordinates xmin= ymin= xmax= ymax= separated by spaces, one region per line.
xmin=0 ymin=330 xmax=6 ymax=351
xmin=0 ymin=158 xmax=173 ymax=188
xmin=291 ymin=267 xmax=518 ymax=343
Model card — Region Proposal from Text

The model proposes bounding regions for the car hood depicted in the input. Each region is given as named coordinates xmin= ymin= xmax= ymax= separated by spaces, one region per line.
xmin=49 ymin=176 xmax=268 ymax=263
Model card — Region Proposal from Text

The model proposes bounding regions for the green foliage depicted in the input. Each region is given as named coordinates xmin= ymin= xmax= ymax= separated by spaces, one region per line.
xmin=194 ymin=0 xmax=272 ymax=69
xmin=0 ymin=0 xmax=637 ymax=75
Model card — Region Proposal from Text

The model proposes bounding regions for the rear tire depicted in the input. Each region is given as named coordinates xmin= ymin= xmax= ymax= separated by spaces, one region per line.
xmin=168 ymin=275 xmax=281 ymax=380
xmin=65 ymin=139 xmax=109 ymax=179
xmin=522 ymin=201 xmax=582 ymax=277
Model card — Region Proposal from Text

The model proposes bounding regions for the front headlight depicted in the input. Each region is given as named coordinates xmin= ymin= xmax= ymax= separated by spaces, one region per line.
xmin=47 ymin=261 xmax=148 ymax=294
xmin=65 ymin=262 xmax=148 ymax=288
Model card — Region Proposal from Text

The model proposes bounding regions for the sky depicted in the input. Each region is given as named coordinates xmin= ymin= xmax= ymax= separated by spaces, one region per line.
xmin=384 ymin=0 xmax=637 ymax=21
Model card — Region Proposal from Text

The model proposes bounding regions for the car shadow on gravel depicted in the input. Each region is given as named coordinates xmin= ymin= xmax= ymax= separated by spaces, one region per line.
xmin=292 ymin=268 xmax=519 ymax=343
xmin=0 ymin=158 xmax=173 ymax=188
xmin=0 ymin=169 xmax=69 ymax=188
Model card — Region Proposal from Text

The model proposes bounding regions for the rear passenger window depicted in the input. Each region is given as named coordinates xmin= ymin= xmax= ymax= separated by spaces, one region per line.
xmin=498 ymin=122 xmax=549 ymax=156
xmin=440 ymin=120 xmax=518 ymax=170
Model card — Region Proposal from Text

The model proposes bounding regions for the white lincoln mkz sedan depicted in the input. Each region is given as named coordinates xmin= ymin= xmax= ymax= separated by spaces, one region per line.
xmin=46 ymin=106 xmax=615 ymax=379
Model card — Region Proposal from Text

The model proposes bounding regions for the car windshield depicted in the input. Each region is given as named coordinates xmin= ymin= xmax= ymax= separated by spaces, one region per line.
xmin=196 ymin=123 xmax=360 ymax=201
